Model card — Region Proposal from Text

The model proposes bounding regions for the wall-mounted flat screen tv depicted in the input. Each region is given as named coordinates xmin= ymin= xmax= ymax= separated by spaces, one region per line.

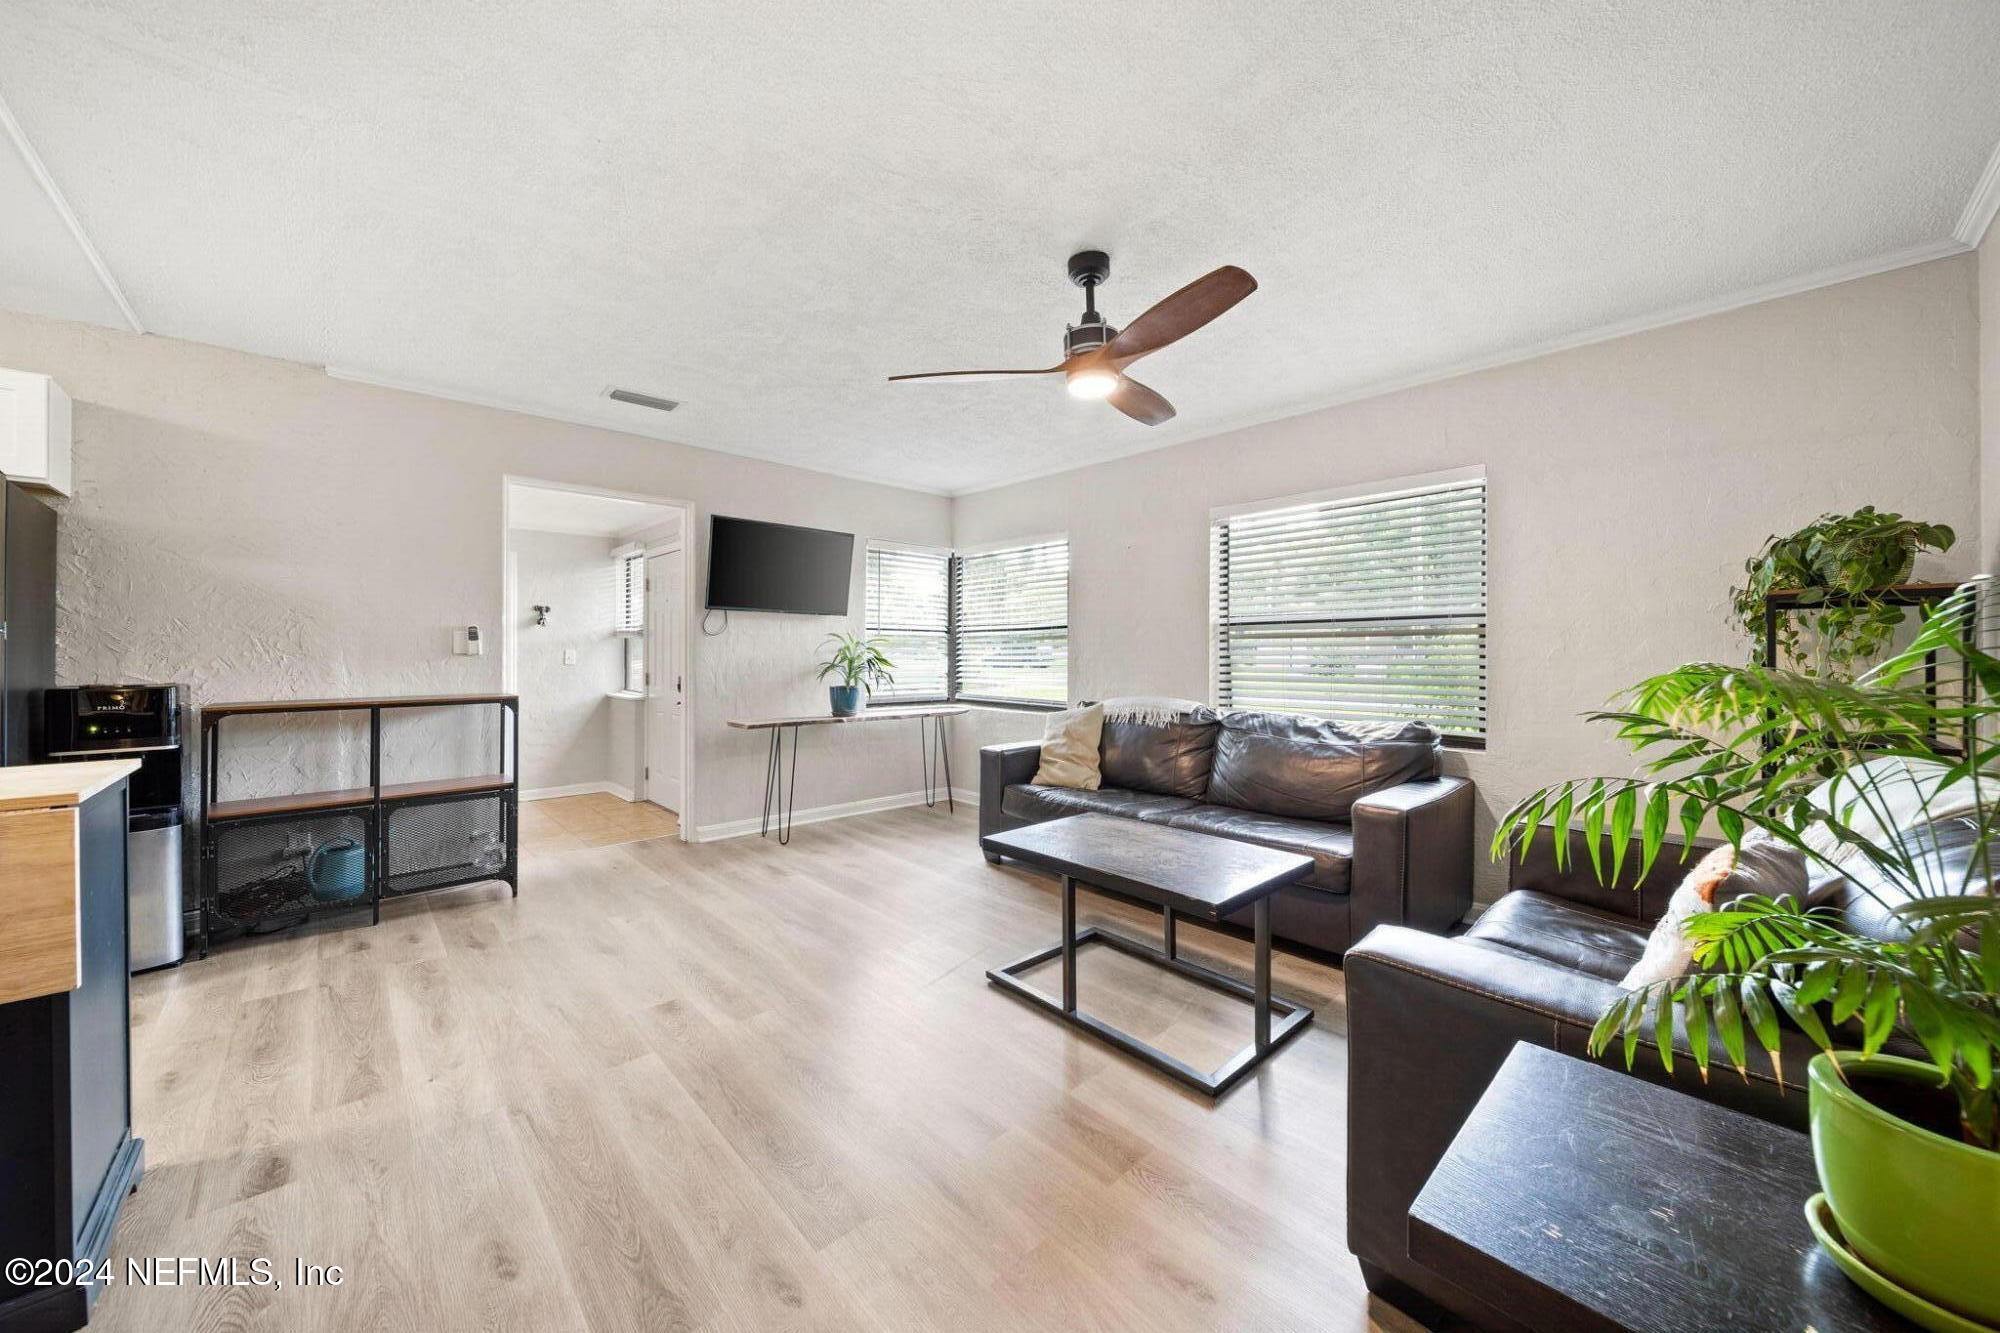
xmin=705 ymin=515 xmax=854 ymax=615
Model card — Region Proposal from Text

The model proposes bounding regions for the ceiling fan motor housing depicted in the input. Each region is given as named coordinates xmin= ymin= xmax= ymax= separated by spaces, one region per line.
xmin=1064 ymin=319 xmax=1115 ymax=357
xmin=1064 ymin=250 xmax=1116 ymax=356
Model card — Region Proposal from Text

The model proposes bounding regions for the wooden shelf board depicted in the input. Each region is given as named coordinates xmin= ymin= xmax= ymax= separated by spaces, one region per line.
xmin=207 ymin=787 xmax=376 ymax=821
xmin=208 ymin=774 xmax=514 ymax=822
xmin=381 ymin=774 xmax=513 ymax=802
xmin=202 ymin=693 xmax=517 ymax=720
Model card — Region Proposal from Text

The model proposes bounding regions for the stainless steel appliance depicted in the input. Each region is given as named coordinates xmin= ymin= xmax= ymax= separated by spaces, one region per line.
xmin=46 ymin=684 xmax=191 ymax=971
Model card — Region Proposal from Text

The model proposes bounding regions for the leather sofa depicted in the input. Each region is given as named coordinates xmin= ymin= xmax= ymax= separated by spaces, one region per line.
xmin=979 ymin=707 xmax=1474 ymax=956
xmin=1345 ymin=820 xmax=1960 ymax=1329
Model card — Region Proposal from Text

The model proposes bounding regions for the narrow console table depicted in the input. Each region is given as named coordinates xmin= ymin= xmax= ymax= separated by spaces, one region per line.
xmin=198 ymin=694 xmax=518 ymax=953
xmin=727 ymin=704 xmax=966 ymax=844
xmin=0 ymin=760 xmax=143 ymax=1332
xmin=1407 ymin=1042 xmax=1909 ymax=1332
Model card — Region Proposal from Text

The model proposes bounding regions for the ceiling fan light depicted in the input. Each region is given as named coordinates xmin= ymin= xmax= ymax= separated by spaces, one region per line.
xmin=1065 ymin=368 xmax=1118 ymax=400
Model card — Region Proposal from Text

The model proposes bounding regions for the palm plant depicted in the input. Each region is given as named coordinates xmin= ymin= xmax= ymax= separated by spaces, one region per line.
xmin=815 ymin=633 xmax=895 ymax=693
xmin=1493 ymin=586 xmax=2000 ymax=1148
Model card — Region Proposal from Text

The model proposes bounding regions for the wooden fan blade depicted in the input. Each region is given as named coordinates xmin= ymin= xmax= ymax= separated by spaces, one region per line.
xmin=1107 ymin=266 xmax=1257 ymax=364
xmin=887 ymin=365 xmax=1063 ymax=383
xmin=1107 ymin=376 xmax=1175 ymax=426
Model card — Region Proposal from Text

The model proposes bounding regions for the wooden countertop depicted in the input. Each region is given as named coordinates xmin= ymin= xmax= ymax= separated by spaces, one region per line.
xmin=0 ymin=758 xmax=141 ymax=813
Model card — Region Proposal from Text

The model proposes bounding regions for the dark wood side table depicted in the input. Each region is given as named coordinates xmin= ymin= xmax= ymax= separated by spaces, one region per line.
xmin=1407 ymin=1042 xmax=1912 ymax=1333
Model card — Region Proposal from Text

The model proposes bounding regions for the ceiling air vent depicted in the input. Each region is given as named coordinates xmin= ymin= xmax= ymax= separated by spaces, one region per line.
xmin=606 ymin=387 xmax=680 ymax=412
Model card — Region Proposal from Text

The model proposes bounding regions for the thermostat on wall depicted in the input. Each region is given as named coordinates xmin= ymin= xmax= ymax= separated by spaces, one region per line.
xmin=454 ymin=625 xmax=483 ymax=656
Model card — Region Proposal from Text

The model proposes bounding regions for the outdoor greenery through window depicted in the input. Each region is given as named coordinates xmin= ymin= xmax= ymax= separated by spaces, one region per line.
xmin=1210 ymin=469 xmax=1487 ymax=742
xmin=953 ymin=538 xmax=1070 ymax=705
xmin=863 ymin=544 xmax=951 ymax=701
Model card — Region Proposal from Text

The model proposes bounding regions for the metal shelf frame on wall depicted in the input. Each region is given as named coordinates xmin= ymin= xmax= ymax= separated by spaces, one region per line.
xmin=1759 ymin=581 xmax=1976 ymax=757
xmin=196 ymin=693 xmax=519 ymax=956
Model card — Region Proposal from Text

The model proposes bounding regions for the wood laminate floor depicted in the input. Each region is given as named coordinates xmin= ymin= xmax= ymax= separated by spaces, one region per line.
xmin=99 ymin=803 xmax=1385 ymax=1332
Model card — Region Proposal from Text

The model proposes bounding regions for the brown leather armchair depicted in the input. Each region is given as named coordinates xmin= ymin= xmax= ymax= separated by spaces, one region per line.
xmin=1343 ymin=824 xmax=1933 ymax=1328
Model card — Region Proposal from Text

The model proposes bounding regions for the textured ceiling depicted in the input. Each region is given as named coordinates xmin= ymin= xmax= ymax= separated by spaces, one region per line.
xmin=2 ymin=2 xmax=1999 ymax=494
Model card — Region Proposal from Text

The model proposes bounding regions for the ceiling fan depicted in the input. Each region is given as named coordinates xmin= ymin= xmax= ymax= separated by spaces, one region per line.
xmin=887 ymin=251 xmax=1257 ymax=426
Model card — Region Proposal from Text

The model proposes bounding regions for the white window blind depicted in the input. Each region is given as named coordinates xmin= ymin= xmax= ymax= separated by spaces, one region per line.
xmin=1211 ymin=473 xmax=1487 ymax=741
xmin=614 ymin=549 xmax=645 ymax=635
xmin=953 ymin=538 xmax=1069 ymax=705
xmin=865 ymin=544 xmax=950 ymax=701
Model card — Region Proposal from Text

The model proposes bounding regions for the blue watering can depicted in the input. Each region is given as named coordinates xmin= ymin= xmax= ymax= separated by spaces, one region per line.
xmin=307 ymin=838 xmax=367 ymax=902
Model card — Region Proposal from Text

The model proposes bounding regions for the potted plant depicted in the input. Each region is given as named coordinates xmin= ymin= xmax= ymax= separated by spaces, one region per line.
xmin=1733 ymin=505 xmax=1954 ymax=676
xmin=815 ymin=634 xmax=894 ymax=716
xmin=1494 ymin=587 xmax=1998 ymax=1327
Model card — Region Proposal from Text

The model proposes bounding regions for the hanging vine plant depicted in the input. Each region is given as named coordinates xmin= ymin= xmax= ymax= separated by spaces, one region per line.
xmin=1732 ymin=506 xmax=1954 ymax=676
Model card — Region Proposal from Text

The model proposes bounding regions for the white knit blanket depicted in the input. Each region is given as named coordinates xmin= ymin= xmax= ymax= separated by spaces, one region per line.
xmin=1099 ymin=695 xmax=1206 ymax=726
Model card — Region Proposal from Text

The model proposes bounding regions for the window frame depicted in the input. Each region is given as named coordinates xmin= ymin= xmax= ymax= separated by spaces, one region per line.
xmin=853 ymin=533 xmax=1073 ymax=713
xmin=613 ymin=545 xmax=646 ymax=693
xmin=950 ymin=533 xmax=1071 ymax=709
xmin=862 ymin=539 xmax=954 ymax=705
xmin=1209 ymin=466 xmax=1488 ymax=748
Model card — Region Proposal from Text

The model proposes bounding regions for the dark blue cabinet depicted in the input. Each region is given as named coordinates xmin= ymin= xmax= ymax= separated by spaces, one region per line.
xmin=0 ymin=778 xmax=143 ymax=1333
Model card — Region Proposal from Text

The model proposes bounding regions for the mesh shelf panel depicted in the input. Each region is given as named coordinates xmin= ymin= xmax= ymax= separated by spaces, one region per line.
xmin=383 ymin=793 xmax=508 ymax=896
xmin=208 ymin=810 xmax=373 ymax=931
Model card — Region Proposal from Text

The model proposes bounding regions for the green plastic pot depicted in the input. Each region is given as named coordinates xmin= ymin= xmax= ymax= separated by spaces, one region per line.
xmin=1809 ymin=1052 xmax=2000 ymax=1326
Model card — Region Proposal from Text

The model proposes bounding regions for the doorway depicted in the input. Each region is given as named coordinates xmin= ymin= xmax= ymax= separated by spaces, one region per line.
xmin=644 ymin=545 xmax=684 ymax=812
xmin=501 ymin=477 xmax=693 ymax=841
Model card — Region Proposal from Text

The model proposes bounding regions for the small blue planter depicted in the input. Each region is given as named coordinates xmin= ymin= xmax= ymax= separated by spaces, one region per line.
xmin=829 ymin=684 xmax=863 ymax=716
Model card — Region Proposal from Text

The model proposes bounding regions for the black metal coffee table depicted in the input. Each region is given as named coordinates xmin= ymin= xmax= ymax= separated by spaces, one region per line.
xmin=983 ymin=813 xmax=1316 ymax=1097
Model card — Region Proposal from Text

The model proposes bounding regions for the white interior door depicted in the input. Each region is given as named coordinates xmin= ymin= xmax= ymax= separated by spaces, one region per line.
xmin=645 ymin=550 xmax=683 ymax=812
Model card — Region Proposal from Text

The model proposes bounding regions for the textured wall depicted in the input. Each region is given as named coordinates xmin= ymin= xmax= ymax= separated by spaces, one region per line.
xmin=0 ymin=309 xmax=952 ymax=832
xmin=510 ymin=528 xmax=623 ymax=792
xmin=1981 ymin=222 xmax=2000 ymax=573
xmin=951 ymin=255 xmax=1983 ymax=901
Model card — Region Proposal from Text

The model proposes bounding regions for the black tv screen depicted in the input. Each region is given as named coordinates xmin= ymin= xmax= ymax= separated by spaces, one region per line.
xmin=705 ymin=515 xmax=854 ymax=615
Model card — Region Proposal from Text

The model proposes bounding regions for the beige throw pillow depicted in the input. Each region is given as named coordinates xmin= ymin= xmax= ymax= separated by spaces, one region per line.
xmin=1619 ymin=834 xmax=1811 ymax=990
xmin=1032 ymin=703 xmax=1104 ymax=791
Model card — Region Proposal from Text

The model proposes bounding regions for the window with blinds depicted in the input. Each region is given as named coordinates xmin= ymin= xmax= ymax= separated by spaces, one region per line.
xmin=1211 ymin=471 xmax=1487 ymax=741
xmin=614 ymin=549 xmax=645 ymax=635
xmin=864 ymin=544 xmax=951 ymax=701
xmin=953 ymin=538 xmax=1069 ymax=706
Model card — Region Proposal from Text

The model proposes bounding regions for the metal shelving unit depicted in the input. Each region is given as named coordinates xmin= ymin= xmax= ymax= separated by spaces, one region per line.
xmin=197 ymin=693 xmax=518 ymax=955
xmin=1760 ymin=582 xmax=1974 ymax=749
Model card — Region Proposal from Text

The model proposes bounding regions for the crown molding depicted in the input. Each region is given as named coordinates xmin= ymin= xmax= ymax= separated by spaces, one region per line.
xmin=324 ymin=365 xmax=954 ymax=497
xmin=0 ymin=80 xmax=143 ymax=335
xmin=1955 ymin=137 xmax=2000 ymax=248
xmin=948 ymin=235 xmax=1973 ymax=498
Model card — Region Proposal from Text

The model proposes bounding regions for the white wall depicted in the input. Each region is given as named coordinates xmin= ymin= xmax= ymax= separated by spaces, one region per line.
xmin=510 ymin=528 xmax=624 ymax=792
xmin=952 ymin=255 xmax=1983 ymax=900
xmin=1981 ymin=222 xmax=2000 ymax=572
xmin=3 ymin=250 xmax=1986 ymax=862
xmin=0 ymin=309 xmax=952 ymax=833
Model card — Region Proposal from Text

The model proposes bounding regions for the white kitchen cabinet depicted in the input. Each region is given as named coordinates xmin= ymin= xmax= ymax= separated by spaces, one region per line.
xmin=0 ymin=368 xmax=73 ymax=496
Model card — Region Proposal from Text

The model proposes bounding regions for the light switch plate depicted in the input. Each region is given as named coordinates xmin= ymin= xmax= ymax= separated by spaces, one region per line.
xmin=563 ymin=648 xmax=578 ymax=666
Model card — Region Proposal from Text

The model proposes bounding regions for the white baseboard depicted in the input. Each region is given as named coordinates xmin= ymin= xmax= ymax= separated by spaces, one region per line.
xmin=691 ymin=786 xmax=977 ymax=842
xmin=523 ymin=781 xmax=636 ymax=803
